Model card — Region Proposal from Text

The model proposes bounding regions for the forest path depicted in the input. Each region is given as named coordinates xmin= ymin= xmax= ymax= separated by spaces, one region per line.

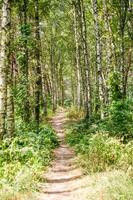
xmin=38 ymin=109 xmax=84 ymax=200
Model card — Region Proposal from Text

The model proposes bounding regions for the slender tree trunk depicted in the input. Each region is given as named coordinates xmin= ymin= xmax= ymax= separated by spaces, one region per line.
xmin=23 ymin=0 xmax=30 ymax=122
xmin=0 ymin=0 xmax=11 ymax=138
xmin=78 ymin=0 xmax=92 ymax=118
xmin=121 ymin=32 xmax=125 ymax=97
xmin=59 ymin=64 xmax=65 ymax=107
xmin=92 ymin=0 xmax=106 ymax=119
xmin=124 ymin=46 xmax=132 ymax=97
xmin=102 ymin=0 xmax=111 ymax=68
xmin=18 ymin=0 xmax=30 ymax=122
xmin=50 ymin=52 xmax=56 ymax=112
xmin=102 ymin=0 xmax=113 ymax=105
xmin=82 ymin=0 xmax=92 ymax=117
xmin=71 ymin=68 xmax=76 ymax=106
xmin=60 ymin=67 xmax=65 ymax=107
xmin=6 ymin=15 xmax=15 ymax=137
xmin=41 ymin=66 xmax=47 ymax=116
xmin=73 ymin=3 xmax=81 ymax=110
xmin=55 ymin=64 xmax=59 ymax=107
xmin=119 ymin=0 xmax=129 ymax=97
xmin=50 ymin=30 xmax=57 ymax=112
xmin=46 ymin=73 xmax=52 ymax=96
xmin=34 ymin=0 xmax=42 ymax=131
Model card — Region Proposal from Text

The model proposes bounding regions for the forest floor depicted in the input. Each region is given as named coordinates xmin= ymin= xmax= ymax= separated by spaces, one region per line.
xmin=36 ymin=109 xmax=130 ymax=200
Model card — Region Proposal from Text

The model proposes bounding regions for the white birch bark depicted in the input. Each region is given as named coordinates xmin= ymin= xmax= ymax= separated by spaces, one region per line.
xmin=92 ymin=0 xmax=105 ymax=118
xmin=0 ymin=0 xmax=11 ymax=138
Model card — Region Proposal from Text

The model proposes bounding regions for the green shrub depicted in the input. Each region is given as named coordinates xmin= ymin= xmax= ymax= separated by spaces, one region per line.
xmin=109 ymin=99 xmax=133 ymax=138
xmin=67 ymin=124 xmax=133 ymax=174
xmin=72 ymin=133 xmax=123 ymax=173
xmin=0 ymin=123 xmax=59 ymax=199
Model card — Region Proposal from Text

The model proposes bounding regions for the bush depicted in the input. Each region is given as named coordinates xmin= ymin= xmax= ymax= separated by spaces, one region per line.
xmin=108 ymin=99 xmax=133 ymax=138
xmin=0 ymin=123 xmax=59 ymax=199
xmin=67 ymin=132 xmax=123 ymax=173
xmin=66 ymin=123 xmax=133 ymax=174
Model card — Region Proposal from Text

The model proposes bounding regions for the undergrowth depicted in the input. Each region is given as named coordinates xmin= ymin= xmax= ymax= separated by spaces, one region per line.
xmin=66 ymin=100 xmax=133 ymax=174
xmin=66 ymin=106 xmax=84 ymax=121
xmin=0 ymin=121 xmax=59 ymax=200
xmin=66 ymin=108 xmax=133 ymax=199
xmin=69 ymin=170 xmax=133 ymax=200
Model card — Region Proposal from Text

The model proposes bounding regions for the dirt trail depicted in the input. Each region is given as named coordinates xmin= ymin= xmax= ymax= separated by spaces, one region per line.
xmin=38 ymin=109 xmax=83 ymax=200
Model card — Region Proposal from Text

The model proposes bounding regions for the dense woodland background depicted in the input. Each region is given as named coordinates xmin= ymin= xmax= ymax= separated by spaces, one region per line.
xmin=0 ymin=0 xmax=133 ymax=199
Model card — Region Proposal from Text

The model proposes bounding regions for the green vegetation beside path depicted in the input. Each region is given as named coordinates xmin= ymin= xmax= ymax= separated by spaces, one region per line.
xmin=66 ymin=108 xmax=133 ymax=199
xmin=0 ymin=122 xmax=59 ymax=200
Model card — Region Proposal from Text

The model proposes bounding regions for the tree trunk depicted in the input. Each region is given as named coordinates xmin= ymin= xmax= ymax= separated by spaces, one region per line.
xmin=59 ymin=63 xmax=65 ymax=107
xmin=23 ymin=0 xmax=30 ymax=122
xmin=119 ymin=0 xmax=129 ymax=97
xmin=6 ymin=14 xmax=15 ymax=137
xmin=92 ymin=0 xmax=106 ymax=119
xmin=72 ymin=0 xmax=92 ymax=117
xmin=34 ymin=0 xmax=42 ymax=131
xmin=6 ymin=59 xmax=15 ymax=137
xmin=0 ymin=0 xmax=11 ymax=138
xmin=77 ymin=0 xmax=92 ymax=118
xmin=18 ymin=0 xmax=30 ymax=122
xmin=41 ymin=66 xmax=47 ymax=116
xmin=73 ymin=3 xmax=81 ymax=110
xmin=50 ymin=30 xmax=57 ymax=112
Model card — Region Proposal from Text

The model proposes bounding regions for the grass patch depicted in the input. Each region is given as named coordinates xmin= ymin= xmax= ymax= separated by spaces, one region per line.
xmin=69 ymin=170 xmax=133 ymax=200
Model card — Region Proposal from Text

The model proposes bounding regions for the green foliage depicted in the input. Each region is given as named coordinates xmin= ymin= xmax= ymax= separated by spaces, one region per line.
xmin=65 ymin=121 xmax=90 ymax=146
xmin=13 ymin=83 xmax=28 ymax=117
xmin=109 ymin=71 xmax=122 ymax=101
xmin=20 ymin=24 xmax=31 ymax=36
xmin=67 ymin=98 xmax=133 ymax=140
xmin=67 ymin=131 xmax=121 ymax=173
xmin=66 ymin=122 xmax=133 ymax=174
xmin=0 ymin=123 xmax=59 ymax=198
xmin=107 ymin=72 xmax=133 ymax=138
xmin=109 ymin=99 xmax=133 ymax=138
xmin=64 ymin=98 xmax=72 ymax=107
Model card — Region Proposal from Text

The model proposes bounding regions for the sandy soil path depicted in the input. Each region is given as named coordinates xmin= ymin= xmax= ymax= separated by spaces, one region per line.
xmin=38 ymin=110 xmax=83 ymax=200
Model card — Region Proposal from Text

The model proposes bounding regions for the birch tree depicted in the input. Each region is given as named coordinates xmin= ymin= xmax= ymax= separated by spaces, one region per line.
xmin=0 ymin=0 xmax=11 ymax=138
xmin=92 ymin=0 xmax=107 ymax=118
